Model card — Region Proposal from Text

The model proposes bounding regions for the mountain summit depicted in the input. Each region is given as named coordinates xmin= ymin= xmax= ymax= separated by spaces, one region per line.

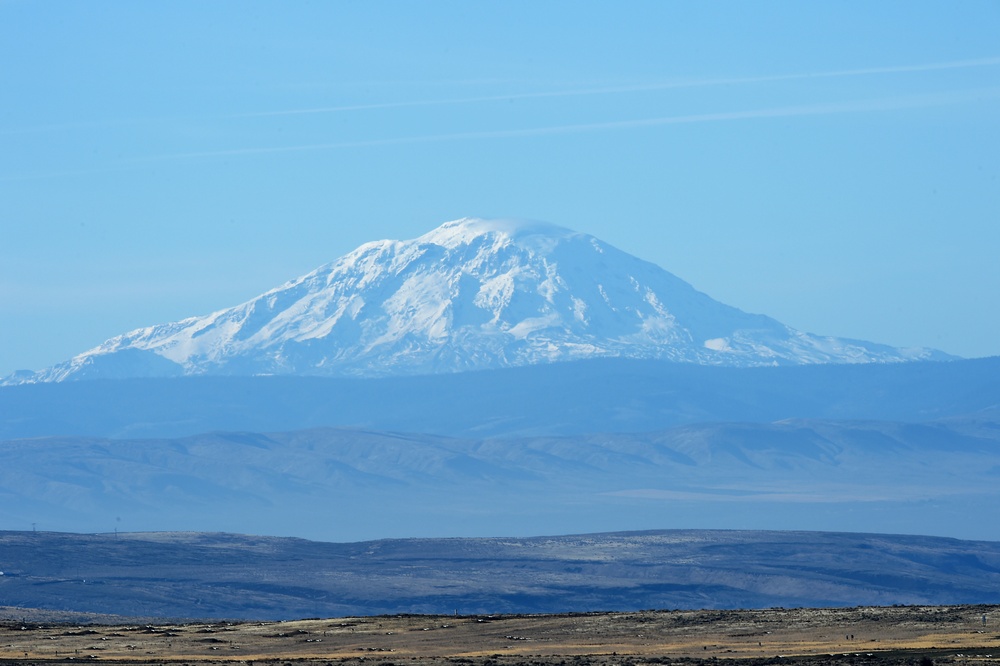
xmin=9 ymin=218 xmax=949 ymax=383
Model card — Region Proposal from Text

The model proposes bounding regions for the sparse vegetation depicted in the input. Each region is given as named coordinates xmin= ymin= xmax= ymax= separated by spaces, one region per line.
xmin=0 ymin=606 xmax=998 ymax=666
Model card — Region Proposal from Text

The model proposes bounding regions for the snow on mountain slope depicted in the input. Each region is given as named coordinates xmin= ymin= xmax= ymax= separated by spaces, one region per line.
xmin=8 ymin=218 xmax=950 ymax=383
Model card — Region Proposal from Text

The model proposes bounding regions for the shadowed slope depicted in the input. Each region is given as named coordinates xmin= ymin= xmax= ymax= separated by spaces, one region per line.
xmin=1 ymin=530 xmax=999 ymax=620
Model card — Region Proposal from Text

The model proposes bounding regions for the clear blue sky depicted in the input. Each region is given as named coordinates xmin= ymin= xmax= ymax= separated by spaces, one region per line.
xmin=2 ymin=1 xmax=998 ymax=377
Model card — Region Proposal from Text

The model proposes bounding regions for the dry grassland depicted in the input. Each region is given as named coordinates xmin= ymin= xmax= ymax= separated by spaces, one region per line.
xmin=2 ymin=606 xmax=999 ymax=666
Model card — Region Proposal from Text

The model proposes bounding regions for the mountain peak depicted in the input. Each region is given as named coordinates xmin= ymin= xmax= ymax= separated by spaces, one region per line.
xmin=4 ymin=218 xmax=952 ymax=384
xmin=416 ymin=217 xmax=581 ymax=251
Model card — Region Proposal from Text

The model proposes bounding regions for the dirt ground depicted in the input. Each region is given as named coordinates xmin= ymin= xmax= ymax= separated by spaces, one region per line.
xmin=1 ymin=606 xmax=998 ymax=666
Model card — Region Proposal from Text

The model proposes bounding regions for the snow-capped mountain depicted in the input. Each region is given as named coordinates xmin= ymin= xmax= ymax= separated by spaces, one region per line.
xmin=7 ymin=218 xmax=950 ymax=384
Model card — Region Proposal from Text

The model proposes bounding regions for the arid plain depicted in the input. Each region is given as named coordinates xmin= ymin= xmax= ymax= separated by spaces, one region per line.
xmin=2 ymin=606 xmax=999 ymax=666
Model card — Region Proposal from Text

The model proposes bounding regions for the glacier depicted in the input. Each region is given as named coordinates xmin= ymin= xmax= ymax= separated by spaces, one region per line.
xmin=6 ymin=217 xmax=951 ymax=384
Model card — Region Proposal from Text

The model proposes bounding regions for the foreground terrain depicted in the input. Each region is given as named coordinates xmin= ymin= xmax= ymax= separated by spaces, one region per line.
xmin=1 ymin=606 xmax=998 ymax=666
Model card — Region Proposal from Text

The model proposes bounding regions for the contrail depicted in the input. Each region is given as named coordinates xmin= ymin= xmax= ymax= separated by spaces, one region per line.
xmin=3 ymin=86 xmax=997 ymax=180
xmin=137 ymin=87 xmax=1000 ymax=162
xmin=234 ymin=56 xmax=1000 ymax=118
xmin=3 ymin=56 xmax=997 ymax=137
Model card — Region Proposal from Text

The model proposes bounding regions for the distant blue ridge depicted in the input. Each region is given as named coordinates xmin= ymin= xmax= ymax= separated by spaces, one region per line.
xmin=1 ymin=356 xmax=996 ymax=440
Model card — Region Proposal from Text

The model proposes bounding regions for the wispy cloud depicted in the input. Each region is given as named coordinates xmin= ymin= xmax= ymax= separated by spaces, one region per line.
xmin=3 ymin=86 xmax=997 ymax=181
xmin=234 ymin=56 xmax=1000 ymax=118
xmin=0 ymin=163 xmax=141 ymax=182
xmin=139 ymin=87 xmax=1000 ymax=162
xmin=4 ymin=56 xmax=997 ymax=138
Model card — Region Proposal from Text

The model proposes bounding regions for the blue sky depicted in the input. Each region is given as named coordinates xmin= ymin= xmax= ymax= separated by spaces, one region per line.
xmin=2 ymin=1 xmax=999 ymax=376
